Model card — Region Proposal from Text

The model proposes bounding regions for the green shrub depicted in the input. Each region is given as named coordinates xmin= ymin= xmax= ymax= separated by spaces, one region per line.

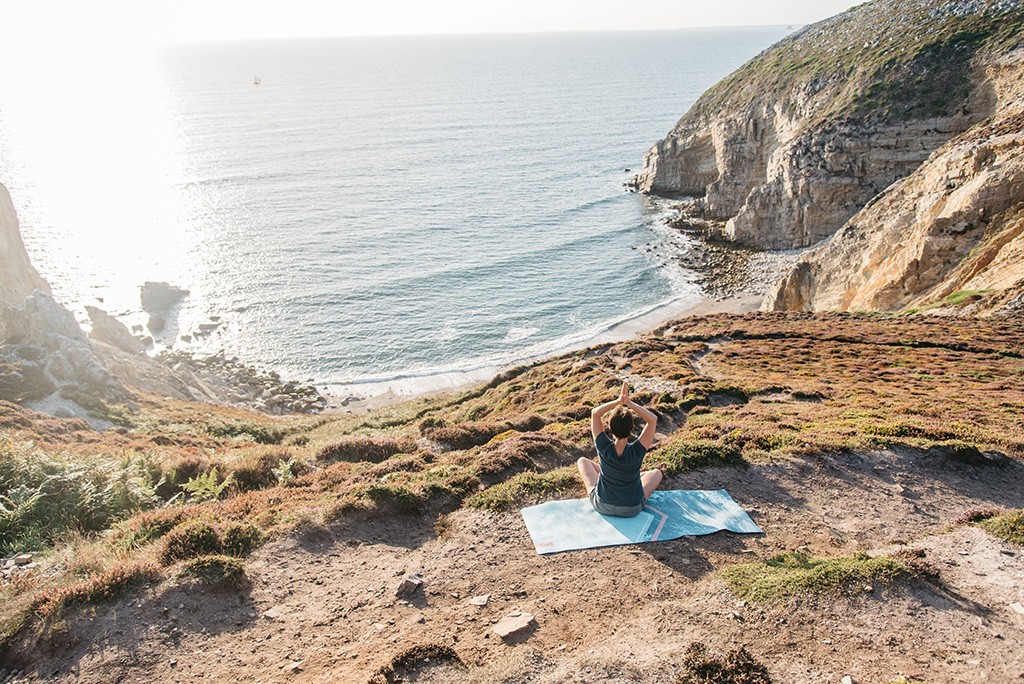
xmin=364 ymin=483 xmax=421 ymax=512
xmin=221 ymin=522 xmax=263 ymax=556
xmin=160 ymin=521 xmax=222 ymax=564
xmin=653 ymin=439 xmax=744 ymax=477
xmin=0 ymin=439 xmax=161 ymax=554
xmin=179 ymin=555 xmax=246 ymax=586
xmin=156 ymin=455 xmax=212 ymax=500
xmin=180 ymin=468 xmax=234 ymax=502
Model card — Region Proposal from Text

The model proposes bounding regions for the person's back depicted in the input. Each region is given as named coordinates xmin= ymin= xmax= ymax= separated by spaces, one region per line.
xmin=576 ymin=382 xmax=663 ymax=517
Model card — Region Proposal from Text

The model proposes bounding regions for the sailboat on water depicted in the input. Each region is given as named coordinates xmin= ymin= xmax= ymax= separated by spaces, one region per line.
xmin=253 ymin=76 xmax=261 ymax=85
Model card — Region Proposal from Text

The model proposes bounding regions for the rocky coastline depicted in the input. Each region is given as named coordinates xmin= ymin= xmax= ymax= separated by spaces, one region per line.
xmin=634 ymin=0 xmax=1024 ymax=314
xmin=0 ymin=181 xmax=328 ymax=422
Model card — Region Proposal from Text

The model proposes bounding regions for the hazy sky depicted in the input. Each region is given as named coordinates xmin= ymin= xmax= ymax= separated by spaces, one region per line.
xmin=10 ymin=0 xmax=857 ymax=47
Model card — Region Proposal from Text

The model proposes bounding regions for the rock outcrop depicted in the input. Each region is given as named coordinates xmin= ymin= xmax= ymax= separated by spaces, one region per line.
xmin=85 ymin=306 xmax=147 ymax=355
xmin=1 ymin=183 xmax=131 ymax=420
xmin=636 ymin=0 xmax=1024 ymax=251
xmin=765 ymin=98 xmax=1024 ymax=312
xmin=0 ymin=185 xmax=50 ymax=308
xmin=0 ymin=182 xmax=327 ymax=419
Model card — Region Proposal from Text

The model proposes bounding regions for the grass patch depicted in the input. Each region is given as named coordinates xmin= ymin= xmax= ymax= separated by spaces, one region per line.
xmin=942 ymin=289 xmax=993 ymax=306
xmin=677 ymin=642 xmax=772 ymax=684
xmin=978 ymin=509 xmax=1024 ymax=544
xmin=905 ymin=289 xmax=995 ymax=314
xmin=721 ymin=551 xmax=910 ymax=603
xmin=363 ymin=483 xmax=422 ymax=513
xmin=465 ymin=467 xmax=579 ymax=512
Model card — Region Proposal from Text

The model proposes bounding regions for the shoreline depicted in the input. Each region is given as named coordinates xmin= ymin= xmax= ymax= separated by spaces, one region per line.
xmin=324 ymin=292 xmax=763 ymax=414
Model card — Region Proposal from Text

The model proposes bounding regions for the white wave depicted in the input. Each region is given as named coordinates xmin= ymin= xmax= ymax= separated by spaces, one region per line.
xmin=502 ymin=323 xmax=539 ymax=343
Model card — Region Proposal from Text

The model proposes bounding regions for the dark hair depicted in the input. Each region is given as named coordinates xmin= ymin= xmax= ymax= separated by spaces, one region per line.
xmin=607 ymin=407 xmax=634 ymax=439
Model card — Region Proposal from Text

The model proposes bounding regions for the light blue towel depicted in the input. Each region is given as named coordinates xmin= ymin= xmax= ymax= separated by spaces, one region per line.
xmin=520 ymin=489 xmax=762 ymax=555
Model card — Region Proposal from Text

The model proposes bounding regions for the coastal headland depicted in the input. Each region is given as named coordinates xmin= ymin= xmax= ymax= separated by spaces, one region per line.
xmin=2 ymin=0 xmax=1024 ymax=682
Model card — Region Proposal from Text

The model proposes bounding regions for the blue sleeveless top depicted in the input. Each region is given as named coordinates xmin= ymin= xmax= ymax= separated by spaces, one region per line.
xmin=594 ymin=432 xmax=647 ymax=507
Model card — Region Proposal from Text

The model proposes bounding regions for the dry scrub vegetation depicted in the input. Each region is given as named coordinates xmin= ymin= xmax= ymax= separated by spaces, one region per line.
xmin=2 ymin=311 xmax=1023 ymax=681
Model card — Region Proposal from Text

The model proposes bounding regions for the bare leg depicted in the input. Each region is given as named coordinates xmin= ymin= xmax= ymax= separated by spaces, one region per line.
xmin=640 ymin=468 xmax=663 ymax=499
xmin=576 ymin=457 xmax=600 ymax=491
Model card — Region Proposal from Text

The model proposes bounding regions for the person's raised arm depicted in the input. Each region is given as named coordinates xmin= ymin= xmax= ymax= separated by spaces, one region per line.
xmin=625 ymin=396 xmax=658 ymax=449
xmin=590 ymin=381 xmax=627 ymax=440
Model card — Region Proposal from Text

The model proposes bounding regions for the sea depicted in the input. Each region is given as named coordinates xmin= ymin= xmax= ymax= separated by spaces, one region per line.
xmin=0 ymin=28 xmax=790 ymax=396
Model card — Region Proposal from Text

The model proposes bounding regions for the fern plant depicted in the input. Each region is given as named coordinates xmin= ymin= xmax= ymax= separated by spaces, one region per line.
xmin=180 ymin=468 xmax=234 ymax=502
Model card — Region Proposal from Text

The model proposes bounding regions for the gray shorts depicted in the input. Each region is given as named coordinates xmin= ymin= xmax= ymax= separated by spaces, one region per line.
xmin=588 ymin=486 xmax=644 ymax=518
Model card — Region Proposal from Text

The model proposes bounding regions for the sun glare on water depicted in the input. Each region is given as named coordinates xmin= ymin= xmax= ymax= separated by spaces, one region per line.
xmin=0 ymin=32 xmax=198 ymax=322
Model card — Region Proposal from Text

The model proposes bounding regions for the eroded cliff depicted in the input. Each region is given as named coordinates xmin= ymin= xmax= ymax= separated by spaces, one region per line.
xmin=0 ymin=184 xmax=50 ymax=309
xmin=765 ymin=51 xmax=1024 ymax=313
xmin=636 ymin=0 xmax=1024 ymax=251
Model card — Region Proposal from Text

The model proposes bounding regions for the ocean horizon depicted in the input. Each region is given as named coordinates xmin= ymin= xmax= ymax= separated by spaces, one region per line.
xmin=0 ymin=27 xmax=791 ymax=393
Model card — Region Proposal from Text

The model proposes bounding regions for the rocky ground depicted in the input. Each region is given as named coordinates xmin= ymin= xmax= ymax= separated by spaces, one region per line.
xmin=2 ymin=446 xmax=1022 ymax=683
xmin=664 ymin=201 xmax=806 ymax=301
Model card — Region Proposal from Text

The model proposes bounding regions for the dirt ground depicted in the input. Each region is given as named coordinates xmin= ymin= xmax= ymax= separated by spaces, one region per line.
xmin=5 ymin=441 xmax=1023 ymax=684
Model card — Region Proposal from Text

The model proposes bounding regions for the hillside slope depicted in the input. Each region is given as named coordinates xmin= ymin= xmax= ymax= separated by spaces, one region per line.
xmin=3 ymin=312 xmax=1023 ymax=683
xmin=635 ymin=0 xmax=1024 ymax=252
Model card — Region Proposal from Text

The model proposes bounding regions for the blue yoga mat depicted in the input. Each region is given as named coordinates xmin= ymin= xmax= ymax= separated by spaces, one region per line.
xmin=520 ymin=489 xmax=762 ymax=555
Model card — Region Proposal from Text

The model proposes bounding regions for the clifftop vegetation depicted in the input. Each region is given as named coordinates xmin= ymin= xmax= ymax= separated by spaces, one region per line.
xmin=3 ymin=311 xmax=1023 ymax=680
xmin=682 ymin=0 xmax=1024 ymax=128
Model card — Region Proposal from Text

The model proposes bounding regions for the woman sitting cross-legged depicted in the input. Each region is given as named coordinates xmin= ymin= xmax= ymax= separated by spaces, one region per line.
xmin=576 ymin=381 xmax=663 ymax=518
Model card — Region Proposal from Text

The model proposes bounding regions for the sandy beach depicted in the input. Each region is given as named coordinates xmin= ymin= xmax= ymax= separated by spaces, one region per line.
xmin=325 ymin=291 xmax=764 ymax=413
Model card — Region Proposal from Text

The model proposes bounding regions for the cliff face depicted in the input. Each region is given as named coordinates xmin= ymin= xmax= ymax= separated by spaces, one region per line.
xmin=0 ymin=183 xmax=50 ymax=309
xmin=0 ymin=182 xmax=132 ymax=419
xmin=765 ymin=51 xmax=1024 ymax=313
xmin=636 ymin=0 xmax=1024 ymax=250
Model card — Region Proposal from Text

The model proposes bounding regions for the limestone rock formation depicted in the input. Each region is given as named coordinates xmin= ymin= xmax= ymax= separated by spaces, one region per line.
xmin=635 ymin=0 xmax=1024 ymax=251
xmin=765 ymin=101 xmax=1024 ymax=312
xmin=765 ymin=45 xmax=1024 ymax=312
xmin=140 ymin=281 xmax=188 ymax=314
